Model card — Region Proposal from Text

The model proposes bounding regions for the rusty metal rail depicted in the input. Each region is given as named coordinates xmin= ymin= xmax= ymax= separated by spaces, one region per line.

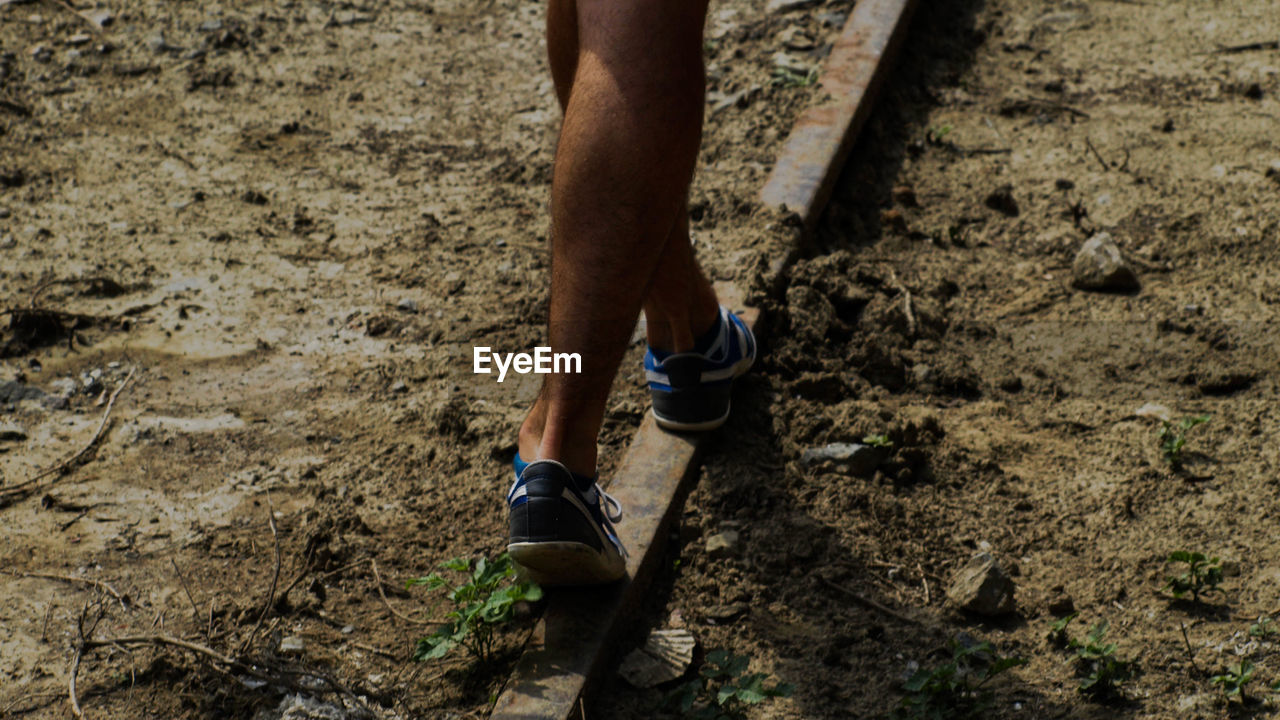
xmin=762 ymin=0 xmax=920 ymax=228
xmin=491 ymin=0 xmax=918 ymax=716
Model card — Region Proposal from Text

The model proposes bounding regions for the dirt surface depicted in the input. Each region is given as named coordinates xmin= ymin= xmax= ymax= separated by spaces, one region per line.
xmin=3 ymin=0 xmax=1279 ymax=718
xmin=597 ymin=0 xmax=1280 ymax=719
xmin=0 ymin=0 xmax=834 ymax=717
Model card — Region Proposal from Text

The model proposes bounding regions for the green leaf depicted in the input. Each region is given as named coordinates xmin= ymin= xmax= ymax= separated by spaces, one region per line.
xmin=405 ymin=573 xmax=449 ymax=592
xmin=902 ymin=669 xmax=934 ymax=693
xmin=443 ymin=557 xmax=470 ymax=572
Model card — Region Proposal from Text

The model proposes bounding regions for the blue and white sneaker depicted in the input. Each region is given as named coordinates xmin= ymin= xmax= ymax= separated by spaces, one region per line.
xmin=644 ymin=306 xmax=756 ymax=432
xmin=506 ymin=457 xmax=627 ymax=586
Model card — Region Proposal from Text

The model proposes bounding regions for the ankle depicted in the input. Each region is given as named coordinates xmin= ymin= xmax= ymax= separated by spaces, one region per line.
xmin=646 ymin=302 xmax=720 ymax=355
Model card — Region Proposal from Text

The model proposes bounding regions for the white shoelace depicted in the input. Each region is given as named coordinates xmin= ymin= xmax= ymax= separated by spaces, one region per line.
xmin=591 ymin=484 xmax=623 ymax=523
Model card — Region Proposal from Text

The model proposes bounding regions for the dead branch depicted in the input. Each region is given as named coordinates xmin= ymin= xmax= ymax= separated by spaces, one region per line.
xmin=4 ymin=570 xmax=129 ymax=612
xmin=887 ymin=269 xmax=916 ymax=337
xmin=239 ymin=493 xmax=282 ymax=655
xmin=1084 ymin=137 xmax=1110 ymax=172
xmin=820 ymin=577 xmax=922 ymax=625
xmin=372 ymin=558 xmax=436 ymax=626
xmin=169 ymin=558 xmax=207 ymax=632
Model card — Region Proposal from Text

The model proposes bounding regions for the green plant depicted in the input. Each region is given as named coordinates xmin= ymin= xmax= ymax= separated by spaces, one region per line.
xmin=1071 ymin=620 xmax=1134 ymax=696
xmin=1157 ymin=414 xmax=1209 ymax=468
xmin=770 ymin=66 xmax=817 ymax=88
xmin=926 ymin=124 xmax=955 ymax=145
xmin=894 ymin=637 xmax=1025 ymax=719
xmin=863 ymin=434 xmax=894 ymax=449
xmin=1164 ymin=551 xmax=1223 ymax=603
xmin=1046 ymin=612 xmax=1079 ymax=648
xmin=1211 ymin=659 xmax=1256 ymax=701
xmin=1249 ymin=616 xmax=1278 ymax=639
xmin=665 ymin=650 xmax=793 ymax=720
xmin=407 ymin=553 xmax=541 ymax=664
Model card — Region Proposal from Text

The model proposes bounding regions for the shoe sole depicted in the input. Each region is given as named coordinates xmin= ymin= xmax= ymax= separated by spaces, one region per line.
xmin=650 ymin=354 xmax=754 ymax=432
xmin=508 ymin=541 xmax=626 ymax=586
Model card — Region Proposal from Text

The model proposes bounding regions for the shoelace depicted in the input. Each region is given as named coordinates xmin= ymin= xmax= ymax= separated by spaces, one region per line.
xmin=593 ymin=484 xmax=623 ymax=523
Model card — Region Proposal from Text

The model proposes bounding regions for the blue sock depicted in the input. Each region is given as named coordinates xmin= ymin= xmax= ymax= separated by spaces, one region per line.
xmin=649 ymin=310 xmax=723 ymax=361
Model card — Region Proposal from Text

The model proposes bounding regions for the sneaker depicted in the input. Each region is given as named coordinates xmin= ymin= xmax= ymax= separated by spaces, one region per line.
xmin=506 ymin=458 xmax=627 ymax=586
xmin=644 ymin=306 xmax=756 ymax=432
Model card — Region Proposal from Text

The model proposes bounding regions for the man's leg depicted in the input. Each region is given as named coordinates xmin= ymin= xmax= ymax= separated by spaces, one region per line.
xmin=517 ymin=0 xmax=715 ymax=476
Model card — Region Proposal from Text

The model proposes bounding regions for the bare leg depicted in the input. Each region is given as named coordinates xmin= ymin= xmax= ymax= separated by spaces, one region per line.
xmin=517 ymin=0 xmax=717 ymax=476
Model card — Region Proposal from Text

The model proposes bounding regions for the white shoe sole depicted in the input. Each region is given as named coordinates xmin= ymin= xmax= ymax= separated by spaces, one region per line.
xmin=508 ymin=541 xmax=626 ymax=586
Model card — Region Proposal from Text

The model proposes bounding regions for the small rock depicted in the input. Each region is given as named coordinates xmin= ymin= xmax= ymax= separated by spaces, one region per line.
xmin=146 ymin=32 xmax=177 ymax=53
xmin=267 ymin=694 xmax=347 ymax=720
xmin=799 ymin=442 xmax=884 ymax=477
xmin=618 ymin=629 xmax=696 ymax=688
xmin=817 ymin=10 xmax=847 ymax=27
xmin=984 ymin=185 xmax=1019 ymax=216
xmin=705 ymin=602 xmax=749 ymax=622
xmin=86 ymin=9 xmax=113 ymax=28
xmin=30 ymin=45 xmax=52 ymax=63
xmin=0 ymin=422 xmax=27 ymax=442
xmin=389 ymin=380 xmax=408 ymax=394
xmin=1134 ymin=402 xmax=1171 ymax=422
xmin=946 ymin=552 xmax=1016 ymax=616
xmin=66 ymin=33 xmax=92 ymax=46
xmin=1072 ymin=232 xmax=1139 ymax=292
xmin=705 ymin=530 xmax=739 ymax=558
xmin=771 ymin=51 xmax=811 ymax=76
xmin=396 ymin=298 xmax=419 ymax=313
xmin=41 ymin=394 xmax=69 ymax=410
xmin=1175 ymin=693 xmax=1216 ymax=714
xmin=766 ymin=0 xmax=820 ymax=13
xmin=340 ymin=625 xmax=354 ymax=634
xmin=779 ymin=26 xmax=816 ymax=51
xmin=0 ymin=380 xmax=46 ymax=404
xmin=1047 ymin=592 xmax=1075 ymax=617
xmin=0 ymin=235 xmax=14 ymax=249
xmin=278 ymin=635 xmax=306 ymax=655
xmin=0 ymin=207 xmax=10 ymax=218
xmin=998 ymin=375 xmax=1023 ymax=392
xmin=50 ymin=377 xmax=78 ymax=397
xmin=198 ymin=19 xmax=225 ymax=32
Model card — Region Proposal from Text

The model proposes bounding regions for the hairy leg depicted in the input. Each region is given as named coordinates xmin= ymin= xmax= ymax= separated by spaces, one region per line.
xmin=517 ymin=0 xmax=714 ymax=475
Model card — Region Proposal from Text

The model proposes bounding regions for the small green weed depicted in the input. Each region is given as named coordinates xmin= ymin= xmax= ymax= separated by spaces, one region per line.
xmin=894 ymin=637 xmax=1025 ymax=719
xmin=665 ymin=650 xmax=793 ymax=720
xmin=863 ymin=434 xmax=894 ymax=449
xmin=1046 ymin=612 xmax=1078 ymax=648
xmin=1164 ymin=550 xmax=1223 ymax=603
xmin=1157 ymin=414 xmax=1209 ymax=468
xmin=1071 ymin=620 xmax=1135 ymax=697
xmin=1211 ymin=659 xmax=1256 ymax=701
xmin=407 ymin=553 xmax=541 ymax=664
xmin=770 ymin=66 xmax=818 ymax=88
xmin=1249 ymin=616 xmax=1278 ymax=639
xmin=926 ymin=124 xmax=955 ymax=144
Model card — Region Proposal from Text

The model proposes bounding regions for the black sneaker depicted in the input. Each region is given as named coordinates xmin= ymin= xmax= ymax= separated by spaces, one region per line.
xmin=506 ymin=459 xmax=626 ymax=586
xmin=644 ymin=306 xmax=757 ymax=432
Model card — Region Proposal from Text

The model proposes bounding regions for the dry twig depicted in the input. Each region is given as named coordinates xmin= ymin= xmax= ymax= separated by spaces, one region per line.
xmin=821 ymin=577 xmax=922 ymax=625
xmin=5 ymin=570 xmax=129 ymax=612
xmin=239 ymin=493 xmax=282 ymax=655
xmin=372 ymin=558 xmax=436 ymax=626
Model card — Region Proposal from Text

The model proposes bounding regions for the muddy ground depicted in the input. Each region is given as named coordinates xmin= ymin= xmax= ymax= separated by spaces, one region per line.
xmin=2 ymin=0 xmax=1279 ymax=718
